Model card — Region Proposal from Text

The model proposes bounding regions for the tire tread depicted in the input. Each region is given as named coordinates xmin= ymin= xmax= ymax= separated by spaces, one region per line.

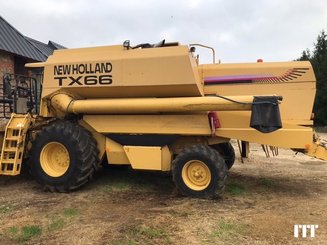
xmin=172 ymin=144 xmax=227 ymax=198
xmin=30 ymin=120 xmax=100 ymax=192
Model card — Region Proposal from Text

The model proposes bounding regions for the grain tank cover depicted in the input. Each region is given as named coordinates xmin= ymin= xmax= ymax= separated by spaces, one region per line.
xmin=39 ymin=44 xmax=203 ymax=98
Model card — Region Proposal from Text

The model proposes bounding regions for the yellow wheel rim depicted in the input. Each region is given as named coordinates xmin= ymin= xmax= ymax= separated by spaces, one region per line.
xmin=40 ymin=142 xmax=70 ymax=177
xmin=181 ymin=160 xmax=211 ymax=191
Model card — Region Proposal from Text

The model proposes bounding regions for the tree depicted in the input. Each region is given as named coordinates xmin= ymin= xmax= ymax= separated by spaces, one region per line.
xmin=298 ymin=31 xmax=327 ymax=126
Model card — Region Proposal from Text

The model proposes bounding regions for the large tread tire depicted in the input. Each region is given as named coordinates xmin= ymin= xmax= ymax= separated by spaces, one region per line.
xmin=30 ymin=121 xmax=99 ymax=192
xmin=211 ymin=142 xmax=235 ymax=170
xmin=172 ymin=144 xmax=227 ymax=198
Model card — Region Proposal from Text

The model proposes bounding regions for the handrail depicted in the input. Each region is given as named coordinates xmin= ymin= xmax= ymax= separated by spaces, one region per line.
xmin=189 ymin=43 xmax=216 ymax=64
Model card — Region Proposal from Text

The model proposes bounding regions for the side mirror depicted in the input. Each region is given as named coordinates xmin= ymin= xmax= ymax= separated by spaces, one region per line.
xmin=123 ymin=40 xmax=130 ymax=49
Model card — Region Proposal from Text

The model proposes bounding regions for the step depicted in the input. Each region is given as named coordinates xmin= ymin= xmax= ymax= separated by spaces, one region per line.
xmin=1 ymin=159 xmax=15 ymax=164
xmin=0 ymin=171 xmax=20 ymax=176
xmin=3 ymin=148 xmax=18 ymax=152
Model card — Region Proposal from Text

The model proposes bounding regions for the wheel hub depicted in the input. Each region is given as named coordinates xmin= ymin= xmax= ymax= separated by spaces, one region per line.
xmin=40 ymin=142 xmax=70 ymax=177
xmin=182 ymin=160 xmax=211 ymax=191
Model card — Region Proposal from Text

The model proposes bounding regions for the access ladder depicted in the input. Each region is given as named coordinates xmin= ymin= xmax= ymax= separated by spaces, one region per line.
xmin=0 ymin=114 xmax=32 ymax=175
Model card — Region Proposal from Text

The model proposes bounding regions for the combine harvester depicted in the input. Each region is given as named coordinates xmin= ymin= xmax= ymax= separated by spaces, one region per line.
xmin=0 ymin=40 xmax=326 ymax=198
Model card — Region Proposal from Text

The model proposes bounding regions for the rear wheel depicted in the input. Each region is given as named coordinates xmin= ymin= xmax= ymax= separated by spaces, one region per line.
xmin=30 ymin=121 xmax=99 ymax=192
xmin=172 ymin=144 xmax=227 ymax=198
xmin=211 ymin=142 xmax=235 ymax=169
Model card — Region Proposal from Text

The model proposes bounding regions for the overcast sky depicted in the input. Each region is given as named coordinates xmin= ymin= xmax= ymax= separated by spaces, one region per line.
xmin=1 ymin=0 xmax=327 ymax=63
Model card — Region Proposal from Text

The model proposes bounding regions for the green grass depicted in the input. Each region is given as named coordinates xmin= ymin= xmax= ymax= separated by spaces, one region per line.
xmin=258 ymin=178 xmax=275 ymax=188
xmin=112 ymin=180 xmax=131 ymax=190
xmin=98 ymin=175 xmax=133 ymax=193
xmin=138 ymin=226 xmax=172 ymax=244
xmin=49 ymin=217 xmax=65 ymax=231
xmin=208 ymin=219 xmax=248 ymax=244
xmin=20 ymin=225 xmax=42 ymax=241
xmin=112 ymin=240 xmax=138 ymax=245
xmin=100 ymin=181 xmax=131 ymax=193
xmin=112 ymin=225 xmax=172 ymax=245
xmin=168 ymin=209 xmax=191 ymax=218
xmin=64 ymin=208 xmax=79 ymax=218
xmin=7 ymin=226 xmax=18 ymax=237
xmin=48 ymin=208 xmax=78 ymax=232
xmin=226 ymin=182 xmax=247 ymax=195
xmin=6 ymin=225 xmax=42 ymax=241
xmin=97 ymin=169 xmax=174 ymax=194
xmin=139 ymin=227 xmax=169 ymax=239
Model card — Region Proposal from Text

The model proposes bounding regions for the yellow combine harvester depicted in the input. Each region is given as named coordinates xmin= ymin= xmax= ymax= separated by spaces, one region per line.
xmin=0 ymin=40 xmax=326 ymax=198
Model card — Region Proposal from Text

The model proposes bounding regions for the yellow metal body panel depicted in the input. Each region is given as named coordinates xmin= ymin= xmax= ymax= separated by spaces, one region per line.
xmin=202 ymin=61 xmax=315 ymax=123
xmin=106 ymin=138 xmax=129 ymax=164
xmin=215 ymin=111 xmax=312 ymax=148
xmin=39 ymin=44 xmax=202 ymax=100
xmin=306 ymin=143 xmax=327 ymax=161
xmin=199 ymin=61 xmax=316 ymax=149
xmin=161 ymin=146 xmax=172 ymax=171
xmin=201 ymin=61 xmax=314 ymax=82
xmin=305 ymin=137 xmax=327 ymax=161
xmin=83 ymin=114 xmax=211 ymax=135
xmin=123 ymin=145 xmax=172 ymax=170
xmin=205 ymin=82 xmax=315 ymax=124
xmin=106 ymin=138 xmax=172 ymax=170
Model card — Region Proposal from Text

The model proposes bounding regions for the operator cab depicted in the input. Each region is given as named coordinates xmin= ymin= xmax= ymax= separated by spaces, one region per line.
xmin=1 ymin=73 xmax=40 ymax=118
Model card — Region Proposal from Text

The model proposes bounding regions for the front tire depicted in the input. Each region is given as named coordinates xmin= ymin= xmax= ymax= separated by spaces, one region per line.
xmin=30 ymin=121 xmax=99 ymax=192
xmin=172 ymin=144 xmax=227 ymax=198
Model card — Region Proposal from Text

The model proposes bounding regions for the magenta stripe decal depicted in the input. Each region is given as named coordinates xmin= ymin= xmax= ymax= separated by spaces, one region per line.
xmin=204 ymin=74 xmax=276 ymax=84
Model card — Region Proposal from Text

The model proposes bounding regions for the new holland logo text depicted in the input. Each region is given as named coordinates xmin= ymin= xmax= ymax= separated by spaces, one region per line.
xmin=54 ymin=62 xmax=113 ymax=86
